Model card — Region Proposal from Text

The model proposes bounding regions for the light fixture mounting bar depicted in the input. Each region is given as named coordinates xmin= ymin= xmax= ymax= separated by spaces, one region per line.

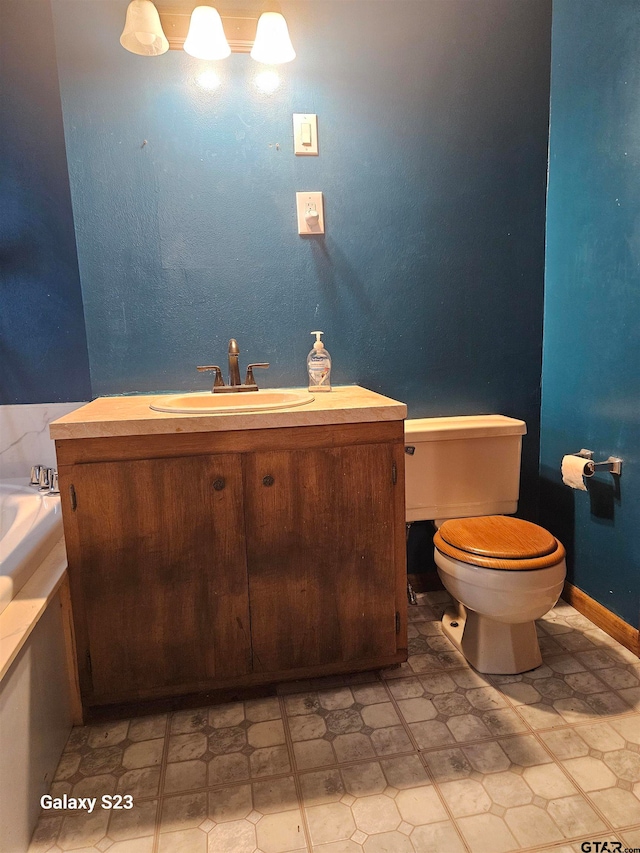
xmin=157 ymin=8 xmax=257 ymax=53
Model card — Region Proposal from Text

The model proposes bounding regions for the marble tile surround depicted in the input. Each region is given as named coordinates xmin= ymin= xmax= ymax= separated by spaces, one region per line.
xmin=0 ymin=403 xmax=87 ymax=480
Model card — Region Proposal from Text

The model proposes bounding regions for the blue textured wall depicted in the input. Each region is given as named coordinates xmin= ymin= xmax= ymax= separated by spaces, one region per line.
xmin=0 ymin=0 xmax=91 ymax=405
xmin=541 ymin=0 xmax=640 ymax=627
xmin=51 ymin=0 xmax=551 ymax=519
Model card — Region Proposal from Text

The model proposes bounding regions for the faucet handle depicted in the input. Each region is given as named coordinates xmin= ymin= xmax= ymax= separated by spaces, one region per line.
xmin=245 ymin=363 xmax=270 ymax=388
xmin=48 ymin=471 xmax=60 ymax=495
xmin=38 ymin=467 xmax=52 ymax=491
xmin=197 ymin=365 xmax=225 ymax=391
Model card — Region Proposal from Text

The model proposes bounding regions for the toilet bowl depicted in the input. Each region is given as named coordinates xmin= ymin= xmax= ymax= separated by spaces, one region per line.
xmin=433 ymin=515 xmax=566 ymax=673
xmin=404 ymin=415 xmax=566 ymax=675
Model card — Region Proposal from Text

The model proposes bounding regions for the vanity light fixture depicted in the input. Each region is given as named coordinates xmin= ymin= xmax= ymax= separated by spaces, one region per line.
xmin=119 ymin=2 xmax=295 ymax=63
xmin=250 ymin=10 xmax=296 ymax=64
xmin=120 ymin=0 xmax=169 ymax=56
xmin=184 ymin=6 xmax=231 ymax=61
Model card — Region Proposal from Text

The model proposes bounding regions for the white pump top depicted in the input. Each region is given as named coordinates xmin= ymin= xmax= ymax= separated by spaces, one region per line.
xmin=311 ymin=331 xmax=325 ymax=352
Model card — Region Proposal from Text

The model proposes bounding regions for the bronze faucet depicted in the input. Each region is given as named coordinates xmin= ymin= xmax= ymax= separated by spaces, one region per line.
xmin=197 ymin=339 xmax=269 ymax=393
xmin=228 ymin=338 xmax=242 ymax=387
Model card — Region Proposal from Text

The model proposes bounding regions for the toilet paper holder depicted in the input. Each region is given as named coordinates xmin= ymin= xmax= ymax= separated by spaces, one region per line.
xmin=573 ymin=449 xmax=623 ymax=477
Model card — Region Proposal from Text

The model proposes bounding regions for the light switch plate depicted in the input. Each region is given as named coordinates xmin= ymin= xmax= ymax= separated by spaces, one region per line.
xmin=293 ymin=113 xmax=318 ymax=155
xmin=296 ymin=192 xmax=324 ymax=235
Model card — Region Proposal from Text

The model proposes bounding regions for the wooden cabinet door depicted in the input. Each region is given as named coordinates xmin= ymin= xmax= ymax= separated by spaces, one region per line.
xmin=60 ymin=454 xmax=250 ymax=704
xmin=244 ymin=443 xmax=400 ymax=674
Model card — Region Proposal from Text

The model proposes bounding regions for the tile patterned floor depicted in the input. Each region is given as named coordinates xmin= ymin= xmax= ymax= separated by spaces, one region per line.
xmin=28 ymin=594 xmax=640 ymax=853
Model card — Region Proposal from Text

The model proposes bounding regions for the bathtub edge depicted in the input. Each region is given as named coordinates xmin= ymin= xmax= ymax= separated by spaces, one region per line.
xmin=0 ymin=537 xmax=67 ymax=681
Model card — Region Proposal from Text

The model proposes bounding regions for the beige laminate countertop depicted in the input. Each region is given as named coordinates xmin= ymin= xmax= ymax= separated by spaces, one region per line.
xmin=49 ymin=386 xmax=407 ymax=440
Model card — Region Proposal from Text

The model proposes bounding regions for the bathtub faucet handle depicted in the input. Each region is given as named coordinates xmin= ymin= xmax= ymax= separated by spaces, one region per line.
xmin=38 ymin=467 xmax=57 ymax=492
xmin=38 ymin=467 xmax=51 ymax=491
xmin=48 ymin=471 xmax=60 ymax=495
xmin=30 ymin=465 xmax=42 ymax=487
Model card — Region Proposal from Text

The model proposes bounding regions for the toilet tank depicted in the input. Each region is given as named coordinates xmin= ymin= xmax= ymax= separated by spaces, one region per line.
xmin=404 ymin=415 xmax=527 ymax=523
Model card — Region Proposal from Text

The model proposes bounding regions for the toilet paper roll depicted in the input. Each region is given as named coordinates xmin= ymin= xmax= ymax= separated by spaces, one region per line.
xmin=561 ymin=455 xmax=589 ymax=491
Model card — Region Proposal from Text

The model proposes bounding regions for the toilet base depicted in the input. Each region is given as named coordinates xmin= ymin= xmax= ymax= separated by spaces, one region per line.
xmin=441 ymin=603 xmax=542 ymax=674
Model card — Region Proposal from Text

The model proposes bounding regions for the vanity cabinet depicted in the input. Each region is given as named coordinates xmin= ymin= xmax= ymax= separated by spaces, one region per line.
xmin=59 ymin=454 xmax=251 ymax=705
xmin=245 ymin=443 xmax=400 ymax=674
xmin=55 ymin=420 xmax=407 ymax=717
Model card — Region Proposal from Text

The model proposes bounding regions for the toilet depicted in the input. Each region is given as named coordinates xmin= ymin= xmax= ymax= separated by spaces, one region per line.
xmin=405 ymin=415 xmax=566 ymax=674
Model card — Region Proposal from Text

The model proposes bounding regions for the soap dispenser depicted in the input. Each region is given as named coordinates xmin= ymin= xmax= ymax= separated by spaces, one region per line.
xmin=307 ymin=331 xmax=331 ymax=392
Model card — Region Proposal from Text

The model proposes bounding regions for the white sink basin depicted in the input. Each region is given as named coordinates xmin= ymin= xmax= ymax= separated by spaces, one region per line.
xmin=150 ymin=389 xmax=314 ymax=415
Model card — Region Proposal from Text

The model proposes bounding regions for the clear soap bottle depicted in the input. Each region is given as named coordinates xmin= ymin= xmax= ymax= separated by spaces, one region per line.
xmin=307 ymin=331 xmax=331 ymax=392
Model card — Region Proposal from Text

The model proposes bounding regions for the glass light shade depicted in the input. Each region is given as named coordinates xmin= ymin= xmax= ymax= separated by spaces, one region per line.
xmin=120 ymin=0 xmax=169 ymax=56
xmin=250 ymin=12 xmax=296 ymax=64
xmin=184 ymin=6 xmax=231 ymax=60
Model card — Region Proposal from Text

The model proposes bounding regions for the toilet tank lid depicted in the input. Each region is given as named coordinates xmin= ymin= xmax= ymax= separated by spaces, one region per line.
xmin=404 ymin=415 xmax=527 ymax=441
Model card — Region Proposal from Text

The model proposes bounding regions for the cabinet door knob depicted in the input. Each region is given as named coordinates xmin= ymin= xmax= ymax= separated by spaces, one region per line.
xmin=213 ymin=477 xmax=226 ymax=491
xmin=262 ymin=475 xmax=275 ymax=487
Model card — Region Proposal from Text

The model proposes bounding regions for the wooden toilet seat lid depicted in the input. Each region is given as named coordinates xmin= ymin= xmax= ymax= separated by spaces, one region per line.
xmin=434 ymin=516 xmax=565 ymax=571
